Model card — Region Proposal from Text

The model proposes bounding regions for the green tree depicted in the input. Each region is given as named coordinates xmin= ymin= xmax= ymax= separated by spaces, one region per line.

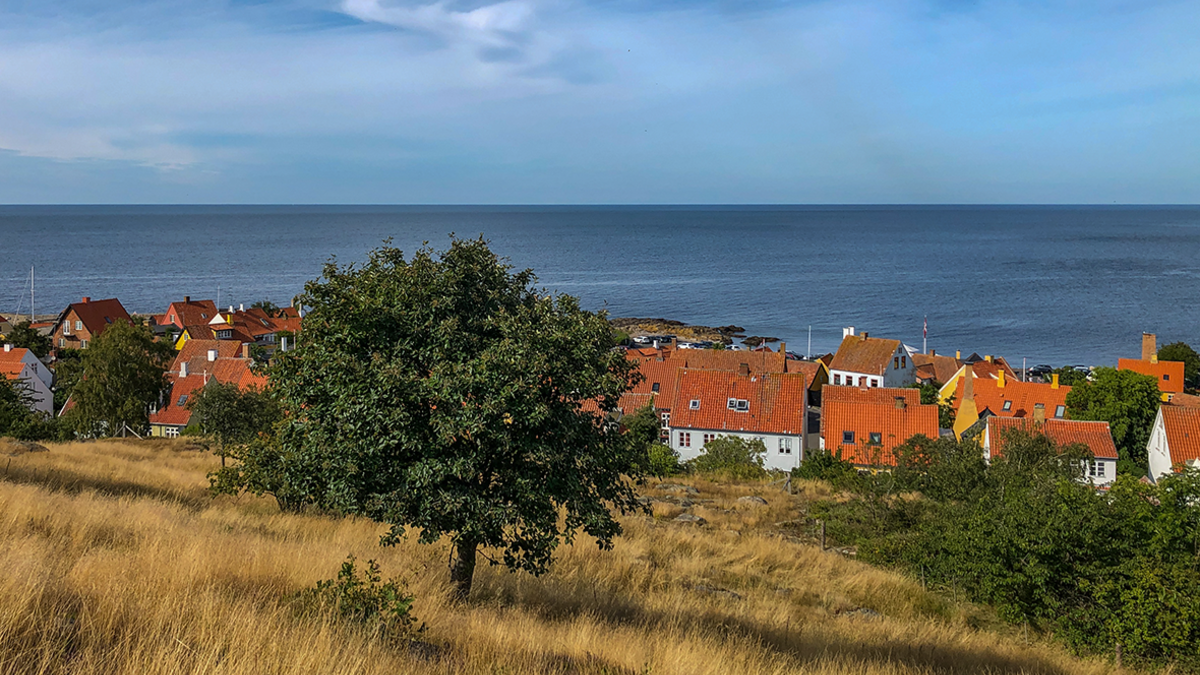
xmin=1158 ymin=341 xmax=1200 ymax=389
xmin=909 ymin=382 xmax=956 ymax=429
xmin=892 ymin=433 xmax=987 ymax=502
xmin=63 ymin=321 xmax=174 ymax=437
xmin=689 ymin=435 xmax=767 ymax=479
xmin=1066 ymin=367 xmax=1160 ymax=470
xmin=1050 ymin=366 xmax=1089 ymax=387
xmin=622 ymin=402 xmax=664 ymax=473
xmin=3 ymin=321 xmax=53 ymax=358
xmin=0 ymin=377 xmax=55 ymax=440
xmin=267 ymin=238 xmax=643 ymax=600
xmin=188 ymin=381 xmax=280 ymax=461
xmin=251 ymin=299 xmax=280 ymax=317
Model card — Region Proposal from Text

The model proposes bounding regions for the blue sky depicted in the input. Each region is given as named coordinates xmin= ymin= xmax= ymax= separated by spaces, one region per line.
xmin=0 ymin=0 xmax=1197 ymax=203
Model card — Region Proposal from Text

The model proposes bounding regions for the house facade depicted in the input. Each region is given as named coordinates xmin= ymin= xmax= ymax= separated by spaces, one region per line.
xmin=666 ymin=368 xmax=807 ymax=472
xmin=819 ymin=385 xmax=938 ymax=466
xmin=828 ymin=328 xmax=915 ymax=389
xmin=983 ymin=416 xmax=1119 ymax=487
xmin=1147 ymin=405 xmax=1200 ymax=482
xmin=51 ymin=297 xmax=132 ymax=351
xmin=0 ymin=346 xmax=53 ymax=416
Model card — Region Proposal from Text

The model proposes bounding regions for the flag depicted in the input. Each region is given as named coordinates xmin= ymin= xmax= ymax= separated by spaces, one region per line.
xmin=923 ymin=316 xmax=927 ymax=339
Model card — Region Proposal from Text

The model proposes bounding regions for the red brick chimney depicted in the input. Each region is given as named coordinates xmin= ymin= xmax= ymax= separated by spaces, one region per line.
xmin=81 ymin=296 xmax=90 ymax=303
xmin=1142 ymin=333 xmax=1157 ymax=362
xmin=739 ymin=363 xmax=750 ymax=376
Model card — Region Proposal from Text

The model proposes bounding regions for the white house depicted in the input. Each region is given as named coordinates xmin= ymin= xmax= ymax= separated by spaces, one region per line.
xmin=828 ymin=328 xmax=916 ymax=389
xmin=666 ymin=368 xmax=807 ymax=472
xmin=0 ymin=345 xmax=53 ymax=416
xmin=1147 ymin=405 xmax=1200 ymax=482
xmin=983 ymin=416 xmax=1119 ymax=487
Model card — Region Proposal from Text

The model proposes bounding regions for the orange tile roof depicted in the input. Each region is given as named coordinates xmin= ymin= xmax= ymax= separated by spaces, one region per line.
xmin=829 ymin=335 xmax=902 ymax=376
xmin=173 ymin=340 xmax=245 ymax=375
xmin=675 ymin=348 xmax=788 ymax=374
xmin=1168 ymin=392 xmax=1200 ymax=408
xmin=1118 ymin=358 xmax=1185 ymax=394
xmin=784 ymin=359 xmax=827 ymax=389
xmin=987 ymin=417 xmax=1118 ymax=459
xmin=1 ymin=363 xmax=26 ymax=380
xmin=821 ymin=385 xmax=939 ymax=466
xmin=149 ymin=375 xmax=208 ymax=427
xmin=1160 ymin=406 xmax=1200 ymax=467
xmin=60 ymin=298 xmax=131 ymax=336
xmin=0 ymin=346 xmax=32 ymax=368
xmin=669 ymin=369 xmax=806 ymax=436
xmin=953 ymin=376 xmax=1071 ymax=419
xmin=911 ymin=353 xmax=961 ymax=384
xmin=627 ymin=357 xmax=682 ymax=404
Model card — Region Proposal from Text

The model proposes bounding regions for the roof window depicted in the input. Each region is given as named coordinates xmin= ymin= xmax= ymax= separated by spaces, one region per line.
xmin=1055 ymin=405 xmax=1066 ymax=418
xmin=727 ymin=398 xmax=737 ymax=409
xmin=177 ymin=395 xmax=188 ymax=406
xmin=868 ymin=432 xmax=882 ymax=445
xmin=735 ymin=399 xmax=749 ymax=411
xmin=842 ymin=430 xmax=855 ymax=444
xmin=689 ymin=399 xmax=700 ymax=410
xmin=1002 ymin=400 xmax=1012 ymax=411
xmin=652 ymin=382 xmax=660 ymax=393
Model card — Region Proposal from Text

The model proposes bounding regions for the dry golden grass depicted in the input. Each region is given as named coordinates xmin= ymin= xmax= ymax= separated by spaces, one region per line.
xmin=1 ymin=440 xmax=1119 ymax=675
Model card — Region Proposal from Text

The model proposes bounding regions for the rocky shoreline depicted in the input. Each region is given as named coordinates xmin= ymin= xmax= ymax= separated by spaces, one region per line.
xmin=609 ymin=317 xmax=779 ymax=347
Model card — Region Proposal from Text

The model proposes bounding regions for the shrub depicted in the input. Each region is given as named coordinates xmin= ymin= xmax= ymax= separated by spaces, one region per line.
xmin=646 ymin=443 xmax=680 ymax=477
xmin=293 ymin=556 xmax=421 ymax=641
xmin=793 ymin=448 xmax=860 ymax=490
xmin=690 ymin=436 xmax=766 ymax=480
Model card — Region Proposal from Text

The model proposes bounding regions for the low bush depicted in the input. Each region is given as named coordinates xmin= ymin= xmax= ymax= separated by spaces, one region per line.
xmin=293 ymin=556 xmax=421 ymax=641
xmin=689 ymin=436 xmax=766 ymax=480
xmin=646 ymin=443 xmax=680 ymax=477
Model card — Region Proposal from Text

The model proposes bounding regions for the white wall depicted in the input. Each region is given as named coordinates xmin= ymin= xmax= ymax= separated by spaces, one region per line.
xmin=984 ymin=426 xmax=1117 ymax=487
xmin=10 ymin=363 xmax=53 ymax=416
xmin=1147 ymin=408 xmax=1173 ymax=483
xmin=829 ymin=346 xmax=915 ymax=389
xmin=669 ymin=427 xmax=804 ymax=472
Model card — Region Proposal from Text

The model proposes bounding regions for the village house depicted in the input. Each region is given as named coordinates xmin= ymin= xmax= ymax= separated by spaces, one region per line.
xmin=983 ymin=416 xmax=1119 ymax=487
xmin=950 ymin=365 xmax=1070 ymax=440
xmin=911 ymin=350 xmax=962 ymax=386
xmin=666 ymin=368 xmax=807 ymax=472
xmin=828 ymin=328 xmax=915 ymax=389
xmin=819 ymin=385 xmax=939 ymax=467
xmin=1146 ymin=404 xmax=1200 ymax=482
xmin=1118 ymin=333 xmax=1185 ymax=399
xmin=0 ymin=344 xmax=53 ymax=415
xmin=50 ymin=297 xmax=132 ymax=352
xmin=936 ymin=353 xmax=1019 ymax=402
xmin=148 ymin=339 xmax=266 ymax=438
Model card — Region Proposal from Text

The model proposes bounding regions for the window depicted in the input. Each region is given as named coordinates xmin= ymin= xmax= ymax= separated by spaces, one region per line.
xmin=164 ymin=426 xmax=180 ymax=438
xmin=1163 ymin=374 xmax=1170 ymax=381
xmin=63 ymin=322 xmax=71 ymax=336
xmin=678 ymin=432 xmax=691 ymax=447
xmin=703 ymin=433 xmax=716 ymax=444
xmin=868 ymin=432 xmax=882 ymax=445
xmin=901 ymin=355 xmax=906 ymax=368
xmin=727 ymin=398 xmax=738 ymax=409
xmin=80 ymin=340 xmax=88 ymax=349
xmin=177 ymin=395 xmax=188 ymax=406
xmin=59 ymin=338 xmax=65 ymax=347
xmin=871 ymin=379 xmax=879 ymax=388
xmin=1087 ymin=461 xmax=1103 ymax=478
xmin=201 ymin=313 xmax=208 ymax=319
xmin=842 ymin=430 xmax=855 ymax=444
xmin=779 ymin=437 xmax=793 ymax=454
xmin=1055 ymin=405 xmax=1066 ymax=418
xmin=689 ymin=399 xmax=700 ymax=410
xmin=661 ymin=412 xmax=670 ymax=427
xmin=651 ymin=382 xmax=660 ymax=393
xmin=833 ymin=374 xmax=841 ymax=385
xmin=735 ymin=399 xmax=749 ymax=412
xmin=1002 ymin=400 xmax=1012 ymax=411
xmin=169 ymin=314 xmax=175 ymax=323
xmin=894 ymin=357 xmax=899 ymax=369
xmin=75 ymin=320 xmax=82 ymax=331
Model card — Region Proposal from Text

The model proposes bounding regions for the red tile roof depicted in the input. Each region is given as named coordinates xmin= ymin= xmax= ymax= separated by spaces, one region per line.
xmin=149 ymin=375 xmax=208 ymax=427
xmin=829 ymin=335 xmax=902 ymax=376
xmin=821 ymin=385 xmax=939 ymax=466
xmin=911 ymin=353 xmax=962 ymax=384
xmin=675 ymin=348 xmax=788 ymax=374
xmin=162 ymin=299 xmax=218 ymax=329
xmin=1118 ymin=358 xmax=1185 ymax=394
xmin=784 ymin=360 xmax=827 ymax=389
xmin=987 ymin=417 xmax=1118 ymax=459
xmin=669 ymin=369 xmax=806 ymax=436
xmin=1168 ymin=392 xmax=1200 ymax=408
xmin=953 ymin=375 xmax=1071 ymax=419
xmin=173 ymin=340 xmax=245 ymax=376
xmin=61 ymin=298 xmax=131 ymax=336
xmin=0 ymin=347 xmax=33 ymax=369
xmin=1160 ymin=406 xmax=1200 ymax=467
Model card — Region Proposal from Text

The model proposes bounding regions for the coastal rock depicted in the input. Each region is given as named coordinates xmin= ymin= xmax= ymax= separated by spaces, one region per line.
xmin=674 ymin=513 xmax=706 ymax=526
xmin=736 ymin=496 xmax=768 ymax=506
xmin=1 ymin=438 xmax=49 ymax=456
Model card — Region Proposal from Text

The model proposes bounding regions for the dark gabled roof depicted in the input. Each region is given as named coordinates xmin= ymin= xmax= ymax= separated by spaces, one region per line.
xmin=59 ymin=298 xmax=132 ymax=336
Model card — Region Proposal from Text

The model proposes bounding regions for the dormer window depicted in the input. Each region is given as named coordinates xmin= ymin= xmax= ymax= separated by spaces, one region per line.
xmin=689 ymin=399 xmax=700 ymax=410
xmin=735 ymin=399 xmax=749 ymax=411
xmin=727 ymin=398 xmax=737 ymax=409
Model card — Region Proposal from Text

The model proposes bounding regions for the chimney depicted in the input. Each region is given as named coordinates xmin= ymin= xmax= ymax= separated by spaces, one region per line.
xmin=207 ymin=349 xmax=218 ymax=362
xmin=985 ymin=355 xmax=993 ymax=363
xmin=739 ymin=363 xmax=750 ymax=376
xmin=281 ymin=336 xmax=289 ymax=352
xmin=963 ymin=363 xmax=975 ymax=401
xmin=843 ymin=327 xmax=856 ymax=338
xmin=894 ymin=396 xmax=907 ymax=410
xmin=1051 ymin=373 xmax=1060 ymax=389
xmin=229 ymin=305 xmax=234 ymax=313
xmin=242 ymin=343 xmax=250 ymax=359
xmin=3 ymin=344 xmax=11 ymax=352
xmin=779 ymin=342 xmax=786 ymax=354
xmin=997 ymin=370 xmax=1006 ymax=388
xmin=930 ymin=349 xmax=936 ymax=357
xmin=862 ymin=332 xmax=869 ymax=338
xmin=81 ymin=296 xmax=90 ymax=303
xmin=1142 ymin=333 xmax=1157 ymax=362
xmin=1033 ymin=403 xmax=1045 ymax=423
xmin=239 ymin=303 xmax=245 ymax=312
xmin=955 ymin=350 xmax=961 ymax=360
xmin=183 ymin=296 xmax=190 ymax=303
xmin=180 ymin=361 xmax=189 ymax=378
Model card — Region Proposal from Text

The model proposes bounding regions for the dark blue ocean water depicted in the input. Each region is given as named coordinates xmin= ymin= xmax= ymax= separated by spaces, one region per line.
xmin=1 ymin=205 xmax=1198 ymax=366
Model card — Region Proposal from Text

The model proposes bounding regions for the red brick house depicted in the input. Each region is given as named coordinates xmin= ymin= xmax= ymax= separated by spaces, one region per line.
xmin=51 ymin=297 xmax=132 ymax=351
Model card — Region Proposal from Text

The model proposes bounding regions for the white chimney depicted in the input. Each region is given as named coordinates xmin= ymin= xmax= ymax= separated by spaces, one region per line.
xmin=3 ymin=344 xmax=10 ymax=352
xmin=180 ymin=361 xmax=190 ymax=377
xmin=843 ymin=326 xmax=856 ymax=338
xmin=229 ymin=305 xmax=234 ymax=313
xmin=239 ymin=303 xmax=244 ymax=312
xmin=280 ymin=336 xmax=288 ymax=352
xmin=207 ymin=349 xmax=218 ymax=362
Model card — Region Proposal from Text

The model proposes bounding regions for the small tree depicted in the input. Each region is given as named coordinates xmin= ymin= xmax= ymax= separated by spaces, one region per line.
xmin=690 ymin=436 xmax=767 ymax=479
xmin=251 ymin=299 xmax=280 ymax=317
xmin=268 ymin=238 xmax=643 ymax=600
xmin=623 ymin=402 xmax=663 ymax=474
xmin=909 ymin=382 xmax=955 ymax=429
xmin=1066 ymin=367 xmax=1160 ymax=470
xmin=1157 ymin=342 xmax=1200 ymax=390
xmin=892 ymin=434 xmax=987 ymax=502
xmin=63 ymin=321 xmax=174 ymax=436
xmin=4 ymin=321 xmax=53 ymax=358
xmin=188 ymin=382 xmax=280 ymax=462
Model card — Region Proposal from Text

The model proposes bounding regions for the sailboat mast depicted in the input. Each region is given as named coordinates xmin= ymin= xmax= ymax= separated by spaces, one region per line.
xmin=30 ymin=265 xmax=34 ymax=323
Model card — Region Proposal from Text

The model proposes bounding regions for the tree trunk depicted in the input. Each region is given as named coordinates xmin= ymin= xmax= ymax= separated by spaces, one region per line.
xmin=450 ymin=537 xmax=478 ymax=602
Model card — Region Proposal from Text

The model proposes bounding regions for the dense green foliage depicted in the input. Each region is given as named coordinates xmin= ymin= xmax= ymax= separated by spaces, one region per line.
xmin=809 ymin=429 xmax=1200 ymax=670
xmin=1065 ymin=367 xmax=1160 ymax=470
xmin=294 ymin=556 xmax=420 ymax=641
xmin=187 ymin=381 xmax=280 ymax=457
xmin=792 ymin=447 xmax=861 ymax=490
xmin=0 ymin=378 xmax=56 ymax=440
xmin=689 ymin=436 xmax=767 ymax=479
xmin=646 ymin=443 xmax=681 ymax=477
xmin=1049 ymin=366 xmax=1089 ymax=387
xmin=61 ymin=322 xmax=174 ymax=437
xmin=3 ymin=320 xmax=53 ymax=358
xmin=1158 ymin=341 xmax=1200 ymax=389
xmin=264 ymin=238 xmax=643 ymax=599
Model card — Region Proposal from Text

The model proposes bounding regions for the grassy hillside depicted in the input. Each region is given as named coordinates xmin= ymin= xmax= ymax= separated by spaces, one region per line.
xmin=0 ymin=440 xmax=1116 ymax=675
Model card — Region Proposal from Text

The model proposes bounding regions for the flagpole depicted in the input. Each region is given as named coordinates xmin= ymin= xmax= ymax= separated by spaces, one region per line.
xmin=922 ymin=316 xmax=927 ymax=355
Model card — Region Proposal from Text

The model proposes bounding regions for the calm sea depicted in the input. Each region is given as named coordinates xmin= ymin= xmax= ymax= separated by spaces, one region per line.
xmin=1 ymin=205 xmax=1197 ymax=366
